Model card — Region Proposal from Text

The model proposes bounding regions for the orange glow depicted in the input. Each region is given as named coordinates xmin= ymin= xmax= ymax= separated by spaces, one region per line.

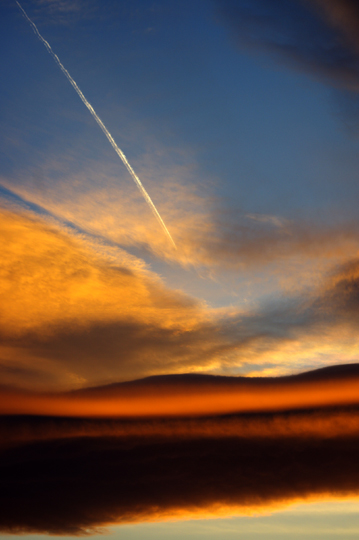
xmin=86 ymin=495 xmax=359 ymax=527
xmin=2 ymin=377 xmax=359 ymax=417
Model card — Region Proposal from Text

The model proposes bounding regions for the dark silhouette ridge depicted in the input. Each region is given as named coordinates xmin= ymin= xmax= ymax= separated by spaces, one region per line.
xmin=2 ymin=363 xmax=359 ymax=417
xmin=69 ymin=363 xmax=359 ymax=396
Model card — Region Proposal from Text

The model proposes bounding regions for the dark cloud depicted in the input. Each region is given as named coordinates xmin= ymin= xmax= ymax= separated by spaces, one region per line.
xmin=310 ymin=257 xmax=359 ymax=324
xmin=1 ymin=408 xmax=359 ymax=534
xmin=215 ymin=0 xmax=359 ymax=134
xmin=0 ymin=318 xmax=238 ymax=390
xmin=200 ymin=213 xmax=359 ymax=270
xmin=216 ymin=0 xmax=359 ymax=90
xmin=224 ymin=255 xmax=359 ymax=358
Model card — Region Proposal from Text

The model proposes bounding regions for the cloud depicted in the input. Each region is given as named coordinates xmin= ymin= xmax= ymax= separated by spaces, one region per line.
xmin=25 ymin=0 xmax=98 ymax=25
xmin=3 ymin=204 xmax=359 ymax=391
xmin=216 ymin=0 xmax=359 ymax=91
xmin=318 ymin=257 xmax=359 ymax=316
xmin=0 ymin=207 xmax=244 ymax=390
xmin=1 ymin=408 xmax=359 ymax=534
xmin=222 ymin=256 xmax=359 ymax=374
xmin=3 ymin=157 xmax=359 ymax=282
xmin=34 ymin=0 xmax=82 ymax=12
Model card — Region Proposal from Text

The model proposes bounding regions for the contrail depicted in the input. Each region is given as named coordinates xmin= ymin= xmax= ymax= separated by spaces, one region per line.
xmin=16 ymin=1 xmax=176 ymax=249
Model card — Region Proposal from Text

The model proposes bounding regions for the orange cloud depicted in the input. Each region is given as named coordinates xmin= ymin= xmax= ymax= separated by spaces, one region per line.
xmin=0 ymin=207 xmax=242 ymax=390
xmin=0 ymin=207 xmax=200 ymax=334
xmin=3 ymin=204 xmax=359 ymax=392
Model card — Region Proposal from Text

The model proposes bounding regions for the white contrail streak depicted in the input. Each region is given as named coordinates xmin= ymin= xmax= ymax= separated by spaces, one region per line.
xmin=16 ymin=1 xmax=176 ymax=249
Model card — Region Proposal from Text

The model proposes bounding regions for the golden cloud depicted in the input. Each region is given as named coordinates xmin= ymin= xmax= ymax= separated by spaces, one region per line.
xmin=0 ymin=207 xmax=242 ymax=390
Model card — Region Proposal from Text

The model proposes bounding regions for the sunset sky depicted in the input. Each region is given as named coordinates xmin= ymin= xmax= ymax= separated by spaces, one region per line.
xmin=2 ymin=0 xmax=359 ymax=538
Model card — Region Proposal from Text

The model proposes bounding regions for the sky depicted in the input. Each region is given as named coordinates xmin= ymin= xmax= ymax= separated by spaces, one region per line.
xmin=2 ymin=0 xmax=359 ymax=538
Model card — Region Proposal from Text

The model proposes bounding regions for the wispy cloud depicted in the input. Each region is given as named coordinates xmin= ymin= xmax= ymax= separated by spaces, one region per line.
xmin=3 ymin=152 xmax=359 ymax=284
xmin=26 ymin=0 xmax=97 ymax=25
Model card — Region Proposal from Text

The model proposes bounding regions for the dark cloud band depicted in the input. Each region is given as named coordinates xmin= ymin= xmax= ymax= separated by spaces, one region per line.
xmin=1 ymin=409 xmax=359 ymax=534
